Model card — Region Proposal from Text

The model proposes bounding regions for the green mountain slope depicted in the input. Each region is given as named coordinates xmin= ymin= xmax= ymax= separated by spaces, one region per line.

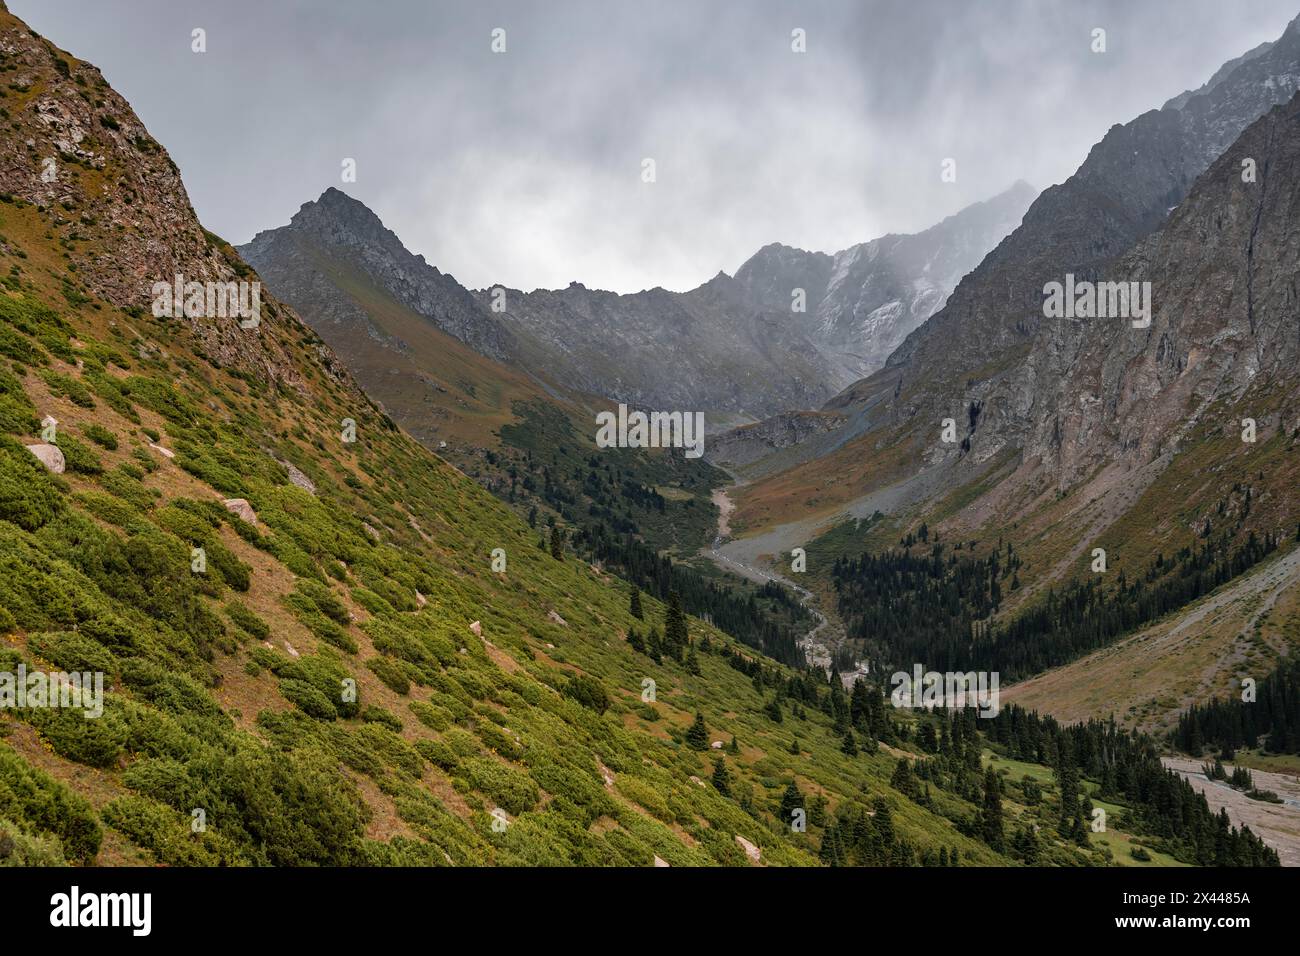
xmin=0 ymin=3 xmax=1276 ymax=869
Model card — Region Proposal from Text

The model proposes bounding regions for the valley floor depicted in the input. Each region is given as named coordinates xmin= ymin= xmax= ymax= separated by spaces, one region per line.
xmin=703 ymin=483 xmax=857 ymax=681
xmin=1161 ymin=757 xmax=1300 ymax=866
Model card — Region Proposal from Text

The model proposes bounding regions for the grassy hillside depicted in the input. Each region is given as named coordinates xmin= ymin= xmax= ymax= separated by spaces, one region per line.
xmin=0 ymin=2 xmax=1278 ymax=869
xmin=0 ymin=190 xmax=1024 ymax=864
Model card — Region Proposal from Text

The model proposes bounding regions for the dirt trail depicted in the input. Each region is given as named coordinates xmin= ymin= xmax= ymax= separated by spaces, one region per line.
xmin=1161 ymin=757 xmax=1300 ymax=866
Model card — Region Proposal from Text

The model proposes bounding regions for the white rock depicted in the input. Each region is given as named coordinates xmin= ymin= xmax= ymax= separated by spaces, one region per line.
xmin=711 ymin=741 xmax=724 ymax=749
xmin=415 ymin=590 xmax=428 ymax=608
xmin=653 ymin=855 xmax=670 ymax=868
xmin=25 ymin=443 xmax=65 ymax=474
xmin=283 ymin=461 xmax=316 ymax=494
xmin=222 ymin=498 xmax=257 ymax=524
xmin=547 ymin=610 xmax=568 ymax=627
xmin=148 ymin=442 xmax=175 ymax=459
xmin=469 ymin=620 xmax=482 ymax=636
xmin=735 ymin=835 xmax=761 ymax=863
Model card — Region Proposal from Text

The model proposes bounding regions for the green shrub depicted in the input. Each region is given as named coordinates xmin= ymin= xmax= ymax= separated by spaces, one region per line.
xmin=0 ymin=745 xmax=101 ymax=862
xmin=565 ymin=673 xmax=610 ymax=714
xmin=460 ymin=757 xmax=539 ymax=815
xmin=360 ymin=705 xmax=403 ymax=733
xmin=56 ymin=435 xmax=101 ymax=474
xmin=474 ymin=720 xmax=524 ymax=760
xmin=279 ymin=678 xmax=338 ymax=720
xmin=72 ymin=490 xmax=137 ymax=526
xmin=366 ymin=655 xmax=411 ymax=695
xmin=101 ymin=795 xmax=246 ymax=866
xmin=225 ymin=600 xmax=270 ymax=641
xmin=81 ymin=423 xmax=118 ymax=450
xmin=0 ymin=818 xmax=67 ymax=866
xmin=40 ymin=370 xmax=94 ymax=408
xmin=443 ymin=727 xmax=482 ymax=758
xmin=0 ymin=369 xmax=38 ymax=434
xmin=26 ymin=630 xmax=117 ymax=678
xmin=0 ymin=435 xmax=64 ymax=529
xmin=414 ymin=739 xmax=459 ymax=772
xmin=409 ymin=699 xmax=453 ymax=732
xmin=26 ymin=704 xmax=126 ymax=769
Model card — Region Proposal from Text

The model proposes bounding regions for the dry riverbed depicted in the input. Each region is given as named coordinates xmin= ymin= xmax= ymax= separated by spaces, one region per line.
xmin=1161 ymin=756 xmax=1300 ymax=866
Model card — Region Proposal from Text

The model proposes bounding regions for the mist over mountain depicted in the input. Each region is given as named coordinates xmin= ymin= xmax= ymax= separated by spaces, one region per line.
xmin=243 ymin=182 xmax=1033 ymax=422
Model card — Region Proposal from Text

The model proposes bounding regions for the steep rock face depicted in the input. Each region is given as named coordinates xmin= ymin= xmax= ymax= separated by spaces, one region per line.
xmin=707 ymin=410 xmax=848 ymax=470
xmin=732 ymin=14 xmax=1300 ymax=501
xmin=0 ymin=9 xmax=337 ymax=392
xmin=485 ymin=271 xmax=837 ymax=419
xmin=241 ymin=188 xmax=516 ymax=363
xmin=882 ymin=14 xmax=1300 ymax=464
xmin=1015 ymin=92 xmax=1300 ymax=487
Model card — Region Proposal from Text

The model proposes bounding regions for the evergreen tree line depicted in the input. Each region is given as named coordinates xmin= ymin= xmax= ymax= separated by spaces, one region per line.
xmin=1174 ymin=654 xmax=1300 ymax=756
xmin=986 ymin=705 xmax=1279 ymax=866
xmin=832 ymin=530 xmax=1280 ymax=680
xmin=586 ymin=522 xmax=810 ymax=666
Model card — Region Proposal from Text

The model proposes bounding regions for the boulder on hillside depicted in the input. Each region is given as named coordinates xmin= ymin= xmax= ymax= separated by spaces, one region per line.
xmin=25 ymin=443 xmax=65 ymax=474
xmin=735 ymin=835 xmax=761 ymax=863
xmin=279 ymin=458 xmax=316 ymax=494
xmin=222 ymin=498 xmax=257 ymax=524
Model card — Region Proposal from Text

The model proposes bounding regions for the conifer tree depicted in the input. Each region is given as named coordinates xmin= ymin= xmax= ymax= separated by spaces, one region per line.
xmin=841 ymin=730 xmax=858 ymax=756
xmin=873 ymin=796 xmax=894 ymax=846
xmin=663 ymin=590 xmax=689 ymax=659
xmin=685 ymin=711 xmax=709 ymax=751
xmin=646 ymin=627 xmax=662 ymax=664
xmin=779 ymin=780 xmax=803 ymax=823
xmin=711 ymin=758 xmax=731 ymax=796
xmin=819 ymin=821 xmax=844 ymax=866
xmin=629 ymin=587 xmax=643 ymax=620
xmin=809 ymin=793 xmax=827 ymax=828
xmin=1056 ymin=742 xmax=1081 ymax=838
xmin=549 ymin=525 xmax=564 ymax=559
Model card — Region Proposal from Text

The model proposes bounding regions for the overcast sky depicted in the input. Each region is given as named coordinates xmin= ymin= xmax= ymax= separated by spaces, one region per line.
xmin=12 ymin=0 xmax=1299 ymax=293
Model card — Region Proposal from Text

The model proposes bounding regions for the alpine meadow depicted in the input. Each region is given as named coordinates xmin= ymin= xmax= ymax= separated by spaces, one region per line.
xmin=0 ymin=0 xmax=1298 ymax=940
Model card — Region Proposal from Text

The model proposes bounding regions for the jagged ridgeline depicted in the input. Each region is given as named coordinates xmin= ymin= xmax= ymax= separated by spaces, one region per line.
xmin=0 ymin=3 xmax=1278 ymax=869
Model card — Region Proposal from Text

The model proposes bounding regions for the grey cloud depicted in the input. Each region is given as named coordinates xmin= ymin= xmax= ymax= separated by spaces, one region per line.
xmin=13 ymin=0 xmax=1299 ymax=292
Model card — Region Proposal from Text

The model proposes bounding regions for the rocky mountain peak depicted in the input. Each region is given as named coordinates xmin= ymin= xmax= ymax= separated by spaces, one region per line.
xmin=241 ymin=189 xmax=516 ymax=362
